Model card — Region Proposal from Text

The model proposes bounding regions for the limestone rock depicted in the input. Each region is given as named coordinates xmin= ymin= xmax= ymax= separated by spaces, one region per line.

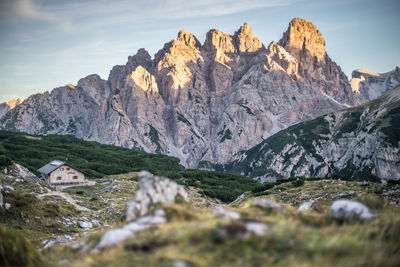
xmin=224 ymin=85 xmax=400 ymax=181
xmin=298 ymin=200 xmax=315 ymax=212
xmin=97 ymin=208 xmax=166 ymax=250
xmin=213 ymin=207 xmax=241 ymax=220
xmin=330 ymin=199 xmax=373 ymax=221
xmin=244 ymin=221 xmax=268 ymax=236
xmin=351 ymin=66 xmax=400 ymax=101
xmin=0 ymin=98 xmax=22 ymax=119
xmin=2 ymin=163 xmax=36 ymax=178
xmin=252 ymin=198 xmax=282 ymax=211
xmin=78 ymin=221 xmax=93 ymax=229
xmin=279 ymin=18 xmax=363 ymax=106
xmin=126 ymin=171 xmax=188 ymax=221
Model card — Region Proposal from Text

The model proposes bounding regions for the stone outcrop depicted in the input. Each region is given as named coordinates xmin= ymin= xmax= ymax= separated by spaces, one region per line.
xmin=0 ymin=19 xmax=363 ymax=167
xmin=126 ymin=171 xmax=188 ymax=221
xmin=351 ymin=66 xmax=400 ymax=101
xmin=330 ymin=199 xmax=373 ymax=221
xmin=2 ymin=163 xmax=37 ymax=178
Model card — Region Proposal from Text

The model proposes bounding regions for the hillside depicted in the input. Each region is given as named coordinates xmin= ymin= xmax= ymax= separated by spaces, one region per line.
xmin=219 ymin=86 xmax=400 ymax=182
xmin=1 ymin=170 xmax=399 ymax=267
xmin=0 ymin=131 xmax=259 ymax=202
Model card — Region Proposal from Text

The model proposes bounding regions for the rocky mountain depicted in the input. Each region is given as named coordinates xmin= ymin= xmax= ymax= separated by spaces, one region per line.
xmin=0 ymin=18 xmax=363 ymax=167
xmin=220 ymin=85 xmax=400 ymax=182
xmin=351 ymin=66 xmax=400 ymax=101
xmin=0 ymin=98 xmax=22 ymax=119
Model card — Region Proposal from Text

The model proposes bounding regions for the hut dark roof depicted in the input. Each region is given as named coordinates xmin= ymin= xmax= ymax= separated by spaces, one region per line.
xmin=37 ymin=160 xmax=65 ymax=175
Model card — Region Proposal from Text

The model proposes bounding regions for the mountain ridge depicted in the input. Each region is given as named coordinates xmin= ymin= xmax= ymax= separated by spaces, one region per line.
xmin=0 ymin=18 xmax=377 ymax=167
xmin=219 ymin=85 xmax=400 ymax=182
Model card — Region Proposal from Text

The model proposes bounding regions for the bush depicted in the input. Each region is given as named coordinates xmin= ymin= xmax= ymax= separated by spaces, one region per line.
xmin=0 ymin=155 xmax=12 ymax=168
xmin=292 ymin=178 xmax=305 ymax=187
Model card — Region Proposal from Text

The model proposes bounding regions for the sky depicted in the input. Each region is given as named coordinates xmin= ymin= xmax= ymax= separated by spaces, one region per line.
xmin=0 ymin=0 xmax=399 ymax=103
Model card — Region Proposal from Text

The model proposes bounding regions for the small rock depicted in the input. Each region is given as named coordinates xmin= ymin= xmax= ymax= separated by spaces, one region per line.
xmin=97 ymin=208 xmax=167 ymax=250
xmin=213 ymin=207 xmax=240 ymax=220
xmin=330 ymin=199 xmax=373 ymax=221
xmin=252 ymin=198 xmax=282 ymax=211
xmin=244 ymin=222 xmax=268 ymax=236
xmin=5 ymin=203 xmax=11 ymax=210
xmin=173 ymin=260 xmax=189 ymax=267
xmin=298 ymin=200 xmax=315 ymax=212
xmin=3 ymin=185 xmax=15 ymax=192
xmin=78 ymin=221 xmax=93 ymax=229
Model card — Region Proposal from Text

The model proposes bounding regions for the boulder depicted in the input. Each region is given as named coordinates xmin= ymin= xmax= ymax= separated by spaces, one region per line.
xmin=244 ymin=222 xmax=268 ymax=236
xmin=298 ymin=200 xmax=315 ymax=212
xmin=213 ymin=207 xmax=240 ymax=220
xmin=97 ymin=209 xmax=167 ymax=250
xmin=78 ymin=221 xmax=93 ymax=229
xmin=252 ymin=198 xmax=282 ymax=211
xmin=330 ymin=199 xmax=373 ymax=221
xmin=126 ymin=171 xmax=188 ymax=221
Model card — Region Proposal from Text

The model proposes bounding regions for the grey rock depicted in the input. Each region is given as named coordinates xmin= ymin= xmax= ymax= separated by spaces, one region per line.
xmin=173 ymin=260 xmax=190 ymax=267
xmin=213 ymin=207 xmax=241 ymax=220
xmin=351 ymin=66 xmax=400 ymax=101
xmin=2 ymin=163 xmax=36 ymax=178
xmin=78 ymin=221 xmax=93 ymax=229
xmin=225 ymin=85 xmax=400 ymax=181
xmin=298 ymin=200 xmax=315 ymax=212
xmin=244 ymin=221 xmax=268 ymax=236
xmin=330 ymin=199 xmax=373 ymax=221
xmin=97 ymin=209 xmax=167 ymax=250
xmin=126 ymin=171 xmax=187 ymax=222
xmin=252 ymin=198 xmax=282 ymax=211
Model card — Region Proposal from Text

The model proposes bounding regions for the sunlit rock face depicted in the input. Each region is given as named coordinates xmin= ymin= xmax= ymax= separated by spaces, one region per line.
xmin=0 ymin=19 xmax=364 ymax=168
xmin=279 ymin=18 xmax=364 ymax=106
xmin=0 ymin=98 xmax=22 ymax=118
xmin=351 ymin=66 xmax=400 ymax=101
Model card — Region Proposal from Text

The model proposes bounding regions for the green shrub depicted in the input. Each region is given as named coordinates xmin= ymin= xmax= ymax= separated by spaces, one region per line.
xmin=292 ymin=178 xmax=305 ymax=187
xmin=0 ymin=155 xmax=12 ymax=168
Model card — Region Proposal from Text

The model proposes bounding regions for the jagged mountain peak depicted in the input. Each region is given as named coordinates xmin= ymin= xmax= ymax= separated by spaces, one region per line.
xmin=236 ymin=22 xmax=253 ymax=36
xmin=279 ymin=17 xmax=326 ymax=61
xmin=177 ymin=29 xmax=201 ymax=49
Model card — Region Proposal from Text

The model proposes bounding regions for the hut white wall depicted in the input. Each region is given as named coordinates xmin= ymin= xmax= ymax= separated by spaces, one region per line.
xmin=49 ymin=165 xmax=85 ymax=184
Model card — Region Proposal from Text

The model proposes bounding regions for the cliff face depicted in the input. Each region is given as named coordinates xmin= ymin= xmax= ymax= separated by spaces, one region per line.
xmin=222 ymin=86 xmax=400 ymax=182
xmin=0 ymin=19 xmax=363 ymax=167
xmin=351 ymin=66 xmax=400 ymax=101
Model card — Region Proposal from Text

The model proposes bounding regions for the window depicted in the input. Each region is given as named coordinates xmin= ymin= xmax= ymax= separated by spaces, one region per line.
xmin=60 ymin=168 xmax=64 ymax=171
xmin=57 ymin=176 xmax=62 ymax=180
xmin=67 ymin=168 xmax=70 ymax=170
xmin=73 ymin=176 xmax=78 ymax=179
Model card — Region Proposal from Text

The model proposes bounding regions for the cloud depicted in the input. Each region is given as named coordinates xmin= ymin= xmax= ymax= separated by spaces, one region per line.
xmin=1 ymin=0 xmax=292 ymax=32
xmin=1 ymin=0 xmax=72 ymax=30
